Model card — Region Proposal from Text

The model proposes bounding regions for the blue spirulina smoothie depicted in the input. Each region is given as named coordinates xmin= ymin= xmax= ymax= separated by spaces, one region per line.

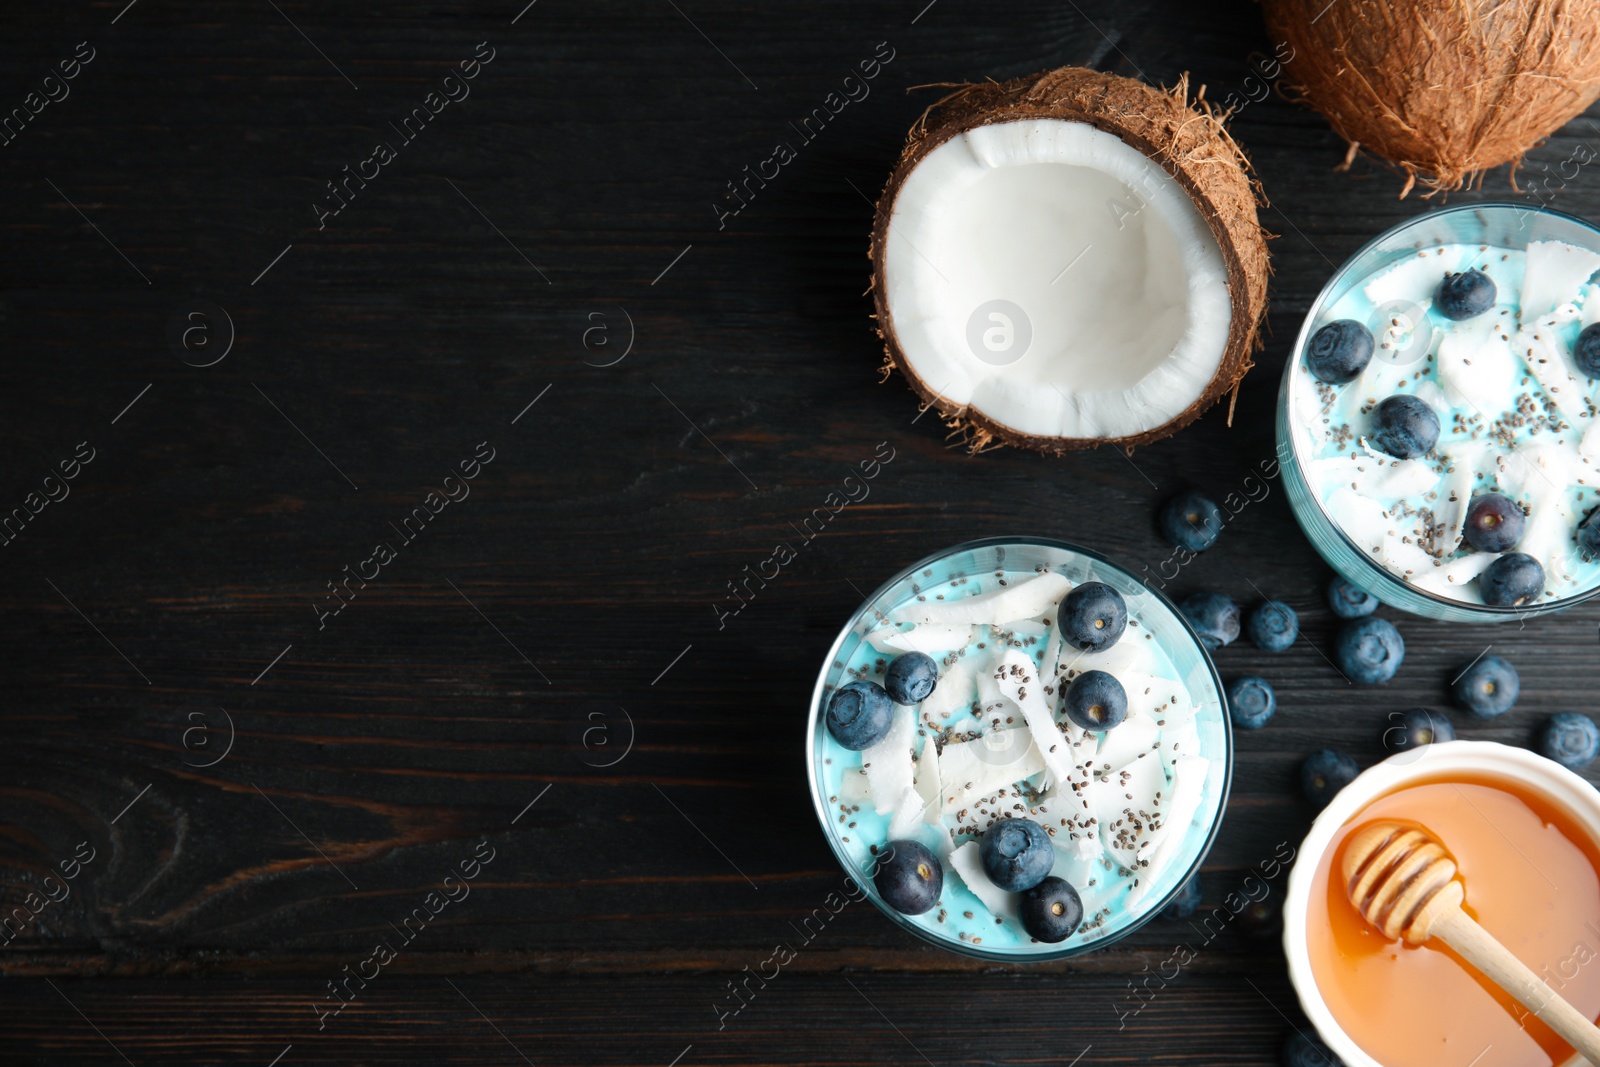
xmin=1289 ymin=240 xmax=1600 ymax=605
xmin=816 ymin=565 xmax=1214 ymax=952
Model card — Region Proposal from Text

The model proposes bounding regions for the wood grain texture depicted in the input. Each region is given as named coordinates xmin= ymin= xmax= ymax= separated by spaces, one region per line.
xmin=1 ymin=0 xmax=1599 ymax=1062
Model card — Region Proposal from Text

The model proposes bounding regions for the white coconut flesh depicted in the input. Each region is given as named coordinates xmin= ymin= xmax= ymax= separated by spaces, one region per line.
xmin=884 ymin=118 xmax=1233 ymax=440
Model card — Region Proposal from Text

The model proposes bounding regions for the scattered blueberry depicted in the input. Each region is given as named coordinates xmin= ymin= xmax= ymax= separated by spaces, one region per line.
xmin=1435 ymin=268 xmax=1497 ymax=321
xmin=1452 ymin=654 xmax=1519 ymax=718
xmin=884 ymin=652 xmax=939 ymax=705
xmin=825 ymin=680 xmax=894 ymax=749
xmin=1326 ymin=575 xmax=1378 ymax=619
xmin=1335 ymin=617 xmax=1405 ymax=685
xmin=1179 ymin=591 xmax=1240 ymax=650
xmin=1370 ymin=394 xmax=1440 ymax=459
xmin=1302 ymin=748 xmax=1360 ymax=809
xmin=1063 ymin=670 xmax=1128 ymax=731
xmin=1383 ymin=707 xmax=1455 ymax=754
xmin=1019 ymin=876 xmax=1083 ymax=944
xmin=1161 ymin=491 xmax=1224 ymax=552
xmin=873 ymin=839 xmax=943 ymax=915
xmin=1479 ymin=552 xmax=1545 ymax=607
xmin=1060 ymin=581 xmax=1127 ymax=652
xmin=1577 ymin=323 xmax=1600 ymax=378
xmin=979 ymin=817 xmax=1055 ymax=892
xmin=1305 ymin=319 xmax=1374 ymax=385
xmin=1228 ymin=676 xmax=1277 ymax=730
xmin=1463 ymin=492 xmax=1525 ymax=552
xmin=1538 ymin=713 xmax=1600 ymax=769
xmin=1282 ymin=1030 xmax=1345 ymax=1067
xmin=1162 ymin=874 xmax=1203 ymax=921
xmin=1579 ymin=506 xmax=1600 ymax=562
xmin=1247 ymin=600 xmax=1299 ymax=653
xmin=1239 ymin=894 xmax=1281 ymax=939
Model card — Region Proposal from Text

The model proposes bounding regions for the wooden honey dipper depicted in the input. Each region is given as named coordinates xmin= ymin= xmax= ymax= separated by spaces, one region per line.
xmin=1342 ymin=821 xmax=1600 ymax=1065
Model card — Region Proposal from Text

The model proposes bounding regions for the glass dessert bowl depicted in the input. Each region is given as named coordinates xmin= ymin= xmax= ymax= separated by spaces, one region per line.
xmin=805 ymin=536 xmax=1232 ymax=961
xmin=1278 ymin=203 xmax=1600 ymax=622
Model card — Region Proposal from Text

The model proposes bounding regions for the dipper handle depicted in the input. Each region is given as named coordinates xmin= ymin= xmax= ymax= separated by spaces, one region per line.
xmin=1431 ymin=908 xmax=1600 ymax=1066
xmin=1342 ymin=821 xmax=1600 ymax=1065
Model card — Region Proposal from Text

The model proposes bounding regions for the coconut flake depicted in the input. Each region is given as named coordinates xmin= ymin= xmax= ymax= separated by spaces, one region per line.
xmin=1094 ymin=708 xmax=1162 ymax=775
xmin=920 ymin=656 xmax=977 ymax=725
xmin=839 ymin=768 xmax=872 ymax=807
xmin=1325 ymin=487 xmax=1393 ymax=554
xmin=862 ymin=704 xmax=916 ymax=815
xmin=1410 ymin=551 xmax=1500 ymax=598
xmin=936 ymin=729 xmax=1044 ymax=814
xmin=1519 ymin=326 xmax=1584 ymax=418
xmin=1436 ymin=319 xmax=1516 ymax=419
xmin=992 ymin=649 xmax=1074 ymax=784
xmin=912 ymin=748 xmax=943 ymax=826
xmin=1363 ymin=248 xmax=1468 ymax=308
xmin=1126 ymin=754 xmax=1208 ymax=908
xmin=1094 ymin=750 xmax=1166 ymax=871
xmin=888 ymin=784 xmax=930 ymax=840
xmin=1520 ymin=240 xmax=1600 ymax=323
xmin=889 ymin=571 xmax=1071 ymax=627
xmin=947 ymin=840 xmax=1016 ymax=918
xmin=866 ymin=622 xmax=976 ymax=655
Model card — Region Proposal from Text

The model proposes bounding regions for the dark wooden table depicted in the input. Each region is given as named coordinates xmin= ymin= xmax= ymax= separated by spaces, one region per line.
xmin=3 ymin=1 xmax=1597 ymax=1063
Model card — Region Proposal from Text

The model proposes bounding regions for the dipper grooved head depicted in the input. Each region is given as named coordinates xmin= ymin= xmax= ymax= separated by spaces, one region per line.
xmin=1340 ymin=821 xmax=1464 ymax=944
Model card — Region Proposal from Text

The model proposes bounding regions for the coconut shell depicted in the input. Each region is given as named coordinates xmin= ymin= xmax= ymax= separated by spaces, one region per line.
xmin=868 ymin=67 xmax=1271 ymax=454
xmin=1263 ymin=0 xmax=1600 ymax=196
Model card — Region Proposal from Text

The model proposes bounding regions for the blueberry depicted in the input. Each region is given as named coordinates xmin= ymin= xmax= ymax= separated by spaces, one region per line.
xmin=1539 ymin=713 xmax=1600 ymax=769
xmin=1161 ymin=491 xmax=1224 ymax=552
xmin=1463 ymin=492 xmax=1525 ymax=552
xmin=873 ymin=839 xmax=943 ymax=915
xmin=1452 ymin=654 xmax=1519 ymax=718
xmin=1577 ymin=323 xmax=1600 ymax=378
xmin=1327 ymin=575 xmax=1378 ymax=619
xmin=1335 ymin=617 xmax=1404 ymax=685
xmin=884 ymin=652 xmax=938 ymax=705
xmin=1302 ymin=748 xmax=1360 ymax=809
xmin=1479 ymin=552 xmax=1545 ymax=607
xmin=1370 ymin=394 xmax=1440 ymax=459
xmin=979 ymin=817 xmax=1054 ymax=892
xmin=1435 ymin=268 xmax=1497 ymax=321
xmin=825 ymin=680 xmax=893 ymax=749
xmin=1063 ymin=670 xmax=1128 ymax=731
xmin=1179 ymin=591 xmax=1240 ymax=650
xmin=1579 ymin=506 xmax=1600 ymax=561
xmin=1019 ymin=876 xmax=1083 ymax=944
xmin=1305 ymin=319 xmax=1374 ymax=385
xmin=1247 ymin=600 xmax=1299 ymax=652
xmin=1060 ymin=581 xmax=1127 ymax=652
xmin=1161 ymin=874 xmax=1203 ymax=921
xmin=1383 ymin=707 xmax=1455 ymax=753
xmin=1238 ymin=894 xmax=1281 ymax=939
xmin=1228 ymin=676 xmax=1277 ymax=730
xmin=1282 ymin=1030 xmax=1345 ymax=1067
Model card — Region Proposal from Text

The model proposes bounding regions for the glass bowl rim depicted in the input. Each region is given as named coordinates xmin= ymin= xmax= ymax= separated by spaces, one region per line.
xmin=1277 ymin=200 xmax=1600 ymax=618
xmin=804 ymin=534 xmax=1235 ymax=962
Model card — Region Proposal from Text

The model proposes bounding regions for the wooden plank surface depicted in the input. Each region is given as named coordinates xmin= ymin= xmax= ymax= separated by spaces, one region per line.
xmin=2 ymin=0 xmax=1598 ymax=1062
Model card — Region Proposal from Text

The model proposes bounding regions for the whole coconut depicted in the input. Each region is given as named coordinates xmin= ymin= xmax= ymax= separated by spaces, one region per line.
xmin=1262 ymin=0 xmax=1600 ymax=196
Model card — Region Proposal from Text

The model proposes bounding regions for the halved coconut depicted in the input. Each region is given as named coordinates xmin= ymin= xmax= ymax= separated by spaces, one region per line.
xmin=869 ymin=67 xmax=1270 ymax=453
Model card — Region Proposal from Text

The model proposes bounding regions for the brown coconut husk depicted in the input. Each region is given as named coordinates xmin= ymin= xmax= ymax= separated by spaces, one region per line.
xmin=867 ymin=67 xmax=1272 ymax=454
xmin=1262 ymin=0 xmax=1600 ymax=198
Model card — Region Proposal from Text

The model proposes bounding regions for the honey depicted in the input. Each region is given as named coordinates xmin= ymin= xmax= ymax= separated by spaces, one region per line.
xmin=1306 ymin=773 xmax=1600 ymax=1067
